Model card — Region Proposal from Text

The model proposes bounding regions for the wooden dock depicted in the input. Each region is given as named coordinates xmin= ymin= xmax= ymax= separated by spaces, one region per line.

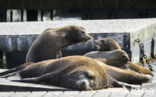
xmin=0 ymin=59 xmax=156 ymax=97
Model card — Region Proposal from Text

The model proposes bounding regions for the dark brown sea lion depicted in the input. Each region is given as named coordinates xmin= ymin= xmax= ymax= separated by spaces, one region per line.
xmin=26 ymin=25 xmax=92 ymax=63
xmin=4 ymin=56 xmax=151 ymax=90
xmin=94 ymin=38 xmax=121 ymax=51
xmin=0 ymin=25 xmax=92 ymax=77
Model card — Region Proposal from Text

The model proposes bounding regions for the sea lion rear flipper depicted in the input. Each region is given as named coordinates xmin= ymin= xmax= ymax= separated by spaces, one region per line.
xmin=108 ymin=75 xmax=140 ymax=90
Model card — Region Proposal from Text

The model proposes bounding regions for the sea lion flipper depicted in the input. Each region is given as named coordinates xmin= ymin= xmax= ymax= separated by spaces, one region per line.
xmin=108 ymin=75 xmax=140 ymax=90
xmin=0 ymin=62 xmax=34 ymax=77
xmin=12 ymin=72 xmax=60 ymax=85
xmin=0 ymin=68 xmax=17 ymax=77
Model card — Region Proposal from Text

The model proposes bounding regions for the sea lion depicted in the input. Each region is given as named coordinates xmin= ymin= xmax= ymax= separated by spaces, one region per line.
xmin=94 ymin=38 xmax=121 ymax=51
xmin=84 ymin=49 xmax=130 ymax=63
xmin=95 ymin=60 xmax=152 ymax=84
xmin=0 ymin=25 xmax=92 ymax=77
xmin=84 ymin=49 xmax=153 ymax=76
xmin=26 ymin=25 xmax=92 ymax=63
xmin=4 ymin=56 xmax=151 ymax=90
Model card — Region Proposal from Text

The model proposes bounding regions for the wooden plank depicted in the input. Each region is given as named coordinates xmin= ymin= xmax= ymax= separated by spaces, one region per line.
xmin=93 ymin=90 xmax=111 ymax=97
xmin=27 ymin=92 xmax=46 ymax=97
xmin=10 ymin=92 xmax=30 ymax=97
xmin=0 ymin=92 xmax=14 ymax=97
xmin=110 ymin=89 xmax=129 ymax=97
xmin=76 ymin=91 xmax=96 ymax=97
xmin=43 ymin=91 xmax=63 ymax=97
xmin=126 ymin=90 xmax=144 ymax=97
xmin=0 ymin=0 xmax=156 ymax=9
xmin=59 ymin=91 xmax=79 ymax=97
xmin=143 ymin=91 xmax=156 ymax=97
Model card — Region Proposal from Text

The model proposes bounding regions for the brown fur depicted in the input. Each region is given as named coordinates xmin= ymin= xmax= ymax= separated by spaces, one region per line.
xmin=95 ymin=38 xmax=121 ymax=51
xmin=84 ymin=49 xmax=130 ymax=62
xmin=5 ymin=56 xmax=151 ymax=90
xmin=84 ymin=48 xmax=153 ymax=76
xmin=26 ymin=25 xmax=92 ymax=63
xmin=126 ymin=62 xmax=154 ymax=76
xmin=95 ymin=60 xmax=152 ymax=84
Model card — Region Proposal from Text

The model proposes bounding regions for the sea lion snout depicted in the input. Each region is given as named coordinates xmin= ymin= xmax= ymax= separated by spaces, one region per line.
xmin=76 ymin=79 xmax=92 ymax=90
xmin=80 ymin=33 xmax=92 ymax=42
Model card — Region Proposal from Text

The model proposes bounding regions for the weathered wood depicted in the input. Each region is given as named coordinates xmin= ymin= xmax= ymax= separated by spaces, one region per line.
xmin=9 ymin=92 xmax=30 ymax=97
xmin=93 ymin=90 xmax=111 ymax=97
xmin=44 ymin=91 xmax=63 ymax=97
xmin=27 ymin=92 xmax=46 ymax=97
xmin=109 ymin=89 xmax=129 ymax=97
xmin=59 ymin=91 xmax=79 ymax=97
xmin=75 ymin=91 xmax=96 ymax=97
xmin=0 ymin=92 xmax=14 ymax=97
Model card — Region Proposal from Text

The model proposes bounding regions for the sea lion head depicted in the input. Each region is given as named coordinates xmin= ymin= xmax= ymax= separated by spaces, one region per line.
xmin=115 ymin=50 xmax=130 ymax=62
xmin=94 ymin=38 xmax=109 ymax=51
xmin=62 ymin=25 xmax=92 ymax=44
xmin=94 ymin=38 xmax=121 ymax=51
xmin=62 ymin=69 xmax=108 ymax=90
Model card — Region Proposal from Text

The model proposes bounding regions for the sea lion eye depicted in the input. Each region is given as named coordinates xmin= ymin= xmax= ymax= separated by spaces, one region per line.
xmin=81 ymin=31 xmax=85 ymax=34
xmin=85 ymin=71 xmax=95 ymax=79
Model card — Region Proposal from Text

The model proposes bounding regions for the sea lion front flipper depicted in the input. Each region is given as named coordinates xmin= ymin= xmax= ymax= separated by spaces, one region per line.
xmin=0 ymin=62 xmax=34 ymax=77
xmin=12 ymin=71 xmax=60 ymax=85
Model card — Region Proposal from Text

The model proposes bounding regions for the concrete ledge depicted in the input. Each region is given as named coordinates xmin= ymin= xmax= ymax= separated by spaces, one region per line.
xmin=0 ymin=19 xmax=155 ymax=66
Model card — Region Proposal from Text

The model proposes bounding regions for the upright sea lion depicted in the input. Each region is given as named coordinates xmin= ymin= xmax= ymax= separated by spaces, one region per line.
xmin=94 ymin=38 xmax=121 ymax=51
xmin=4 ymin=56 xmax=151 ymax=90
xmin=26 ymin=25 xmax=92 ymax=63
xmin=0 ymin=25 xmax=92 ymax=77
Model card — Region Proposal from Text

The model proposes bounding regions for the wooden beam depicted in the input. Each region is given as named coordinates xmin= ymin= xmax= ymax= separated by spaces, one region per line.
xmin=0 ymin=0 xmax=156 ymax=9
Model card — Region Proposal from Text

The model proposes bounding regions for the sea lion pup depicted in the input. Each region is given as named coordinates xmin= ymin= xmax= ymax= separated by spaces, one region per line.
xmin=95 ymin=38 xmax=121 ymax=51
xmin=26 ymin=25 xmax=92 ymax=63
xmin=5 ymin=56 xmax=144 ymax=90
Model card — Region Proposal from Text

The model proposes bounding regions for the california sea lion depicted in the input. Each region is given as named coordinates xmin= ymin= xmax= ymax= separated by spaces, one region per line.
xmin=94 ymin=38 xmax=121 ymax=51
xmin=26 ymin=25 xmax=92 ymax=63
xmin=0 ymin=25 xmax=91 ymax=77
xmin=4 ymin=56 xmax=151 ymax=90
xmin=84 ymin=49 xmax=153 ymax=76
xmin=84 ymin=49 xmax=130 ymax=63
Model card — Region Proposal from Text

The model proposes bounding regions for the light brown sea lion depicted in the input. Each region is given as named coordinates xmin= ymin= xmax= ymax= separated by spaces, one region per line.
xmin=84 ymin=49 xmax=130 ymax=63
xmin=94 ymin=38 xmax=121 ymax=51
xmin=26 ymin=25 xmax=92 ymax=63
xmin=84 ymin=49 xmax=153 ymax=76
xmin=4 ymin=56 xmax=151 ymax=90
